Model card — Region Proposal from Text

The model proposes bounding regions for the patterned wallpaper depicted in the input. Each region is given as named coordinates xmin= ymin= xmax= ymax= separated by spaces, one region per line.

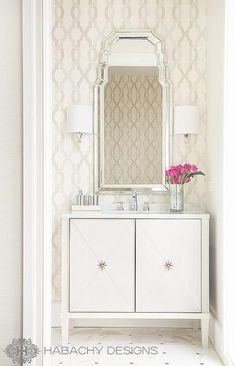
xmin=104 ymin=68 xmax=162 ymax=185
xmin=52 ymin=0 xmax=207 ymax=301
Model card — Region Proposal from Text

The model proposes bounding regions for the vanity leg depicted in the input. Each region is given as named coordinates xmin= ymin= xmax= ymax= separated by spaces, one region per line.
xmin=193 ymin=319 xmax=199 ymax=330
xmin=201 ymin=316 xmax=210 ymax=348
xmin=69 ymin=319 xmax=74 ymax=333
xmin=62 ymin=317 xmax=69 ymax=345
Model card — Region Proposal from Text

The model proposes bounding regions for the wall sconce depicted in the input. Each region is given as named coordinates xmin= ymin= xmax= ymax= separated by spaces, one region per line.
xmin=66 ymin=105 xmax=93 ymax=142
xmin=174 ymin=106 xmax=199 ymax=143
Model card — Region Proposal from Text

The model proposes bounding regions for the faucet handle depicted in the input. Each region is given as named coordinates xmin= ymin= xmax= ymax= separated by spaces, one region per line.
xmin=144 ymin=202 xmax=150 ymax=211
xmin=113 ymin=201 xmax=124 ymax=211
xmin=143 ymin=202 xmax=156 ymax=211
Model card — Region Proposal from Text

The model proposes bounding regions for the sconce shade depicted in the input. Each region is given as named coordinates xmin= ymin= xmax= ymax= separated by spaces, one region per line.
xmin=66 ymin=105 xmax=93 ymax=134
xmin=174 ymin=106 xmax=199 ymax=135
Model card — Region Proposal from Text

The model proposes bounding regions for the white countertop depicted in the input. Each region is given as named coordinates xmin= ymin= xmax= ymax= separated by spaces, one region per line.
xmin=62 ymin=209 xmax=210 ymax=219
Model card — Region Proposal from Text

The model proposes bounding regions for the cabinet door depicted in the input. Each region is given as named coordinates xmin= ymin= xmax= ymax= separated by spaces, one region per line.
xmin=136 ymin=219 xmax=201 ymax=312
xmin=69 ymin=219 xmax=135 ymax=312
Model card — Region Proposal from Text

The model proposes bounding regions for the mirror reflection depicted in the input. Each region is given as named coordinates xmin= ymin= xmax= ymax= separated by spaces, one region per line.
xmin=104 ymin=66 xmax=162 ymax=185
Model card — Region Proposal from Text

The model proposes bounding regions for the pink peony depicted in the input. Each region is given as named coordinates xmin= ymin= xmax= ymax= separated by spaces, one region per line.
xmin=190 ymin=164 xmax=198 ymax=173
xmin=181 ymin=166 xmax=188 ymax=174
xmin=184 ymin=163 xmax=191 ymax=171
xmin=166 ymin=169 xmax=174 ymax=177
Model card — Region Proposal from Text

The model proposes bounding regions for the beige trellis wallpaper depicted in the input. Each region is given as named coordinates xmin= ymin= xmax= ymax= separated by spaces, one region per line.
xmin=104 ymin=67 xmax=162 ymax=184
xmin=52 ymin=0 xmax=207 ymax=301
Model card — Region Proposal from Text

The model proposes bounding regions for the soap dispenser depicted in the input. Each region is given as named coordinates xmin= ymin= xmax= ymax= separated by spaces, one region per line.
xmin=76 ymin=189 xmax=84 ymax=205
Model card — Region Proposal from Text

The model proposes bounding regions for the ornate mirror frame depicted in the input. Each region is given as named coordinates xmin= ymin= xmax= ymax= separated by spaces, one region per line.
xmin=94 ymin=29 xmax=172 ymax=194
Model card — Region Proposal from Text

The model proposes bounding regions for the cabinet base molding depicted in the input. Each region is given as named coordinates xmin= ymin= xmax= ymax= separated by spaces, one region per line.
xmin=53 ymin=301 xmax=200 ymax=328
xmin=61 ymin=312 xmax=210 ymax=348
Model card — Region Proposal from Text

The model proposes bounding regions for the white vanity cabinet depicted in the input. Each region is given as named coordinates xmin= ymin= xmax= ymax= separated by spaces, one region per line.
xmin=62 ymin=212 xmax=209 ymax=347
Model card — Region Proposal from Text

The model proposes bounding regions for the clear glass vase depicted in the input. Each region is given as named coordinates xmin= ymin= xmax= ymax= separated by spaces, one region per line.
xmin=170 ymin=184 xmax=184 ymax=212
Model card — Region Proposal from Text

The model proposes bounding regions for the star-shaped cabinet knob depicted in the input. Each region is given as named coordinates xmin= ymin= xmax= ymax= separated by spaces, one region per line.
xmin=98 ymin=260 xmax=107 ymax=271
xmin=164 ymin=260 xmax=173 ymax=271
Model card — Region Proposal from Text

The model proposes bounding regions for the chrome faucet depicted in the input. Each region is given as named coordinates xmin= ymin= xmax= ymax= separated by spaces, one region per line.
xmin=132 ymin=192 xmax=138 ymax=211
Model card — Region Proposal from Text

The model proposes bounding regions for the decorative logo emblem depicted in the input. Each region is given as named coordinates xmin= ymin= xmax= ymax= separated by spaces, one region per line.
xmin=98 ymin=260 xmax=107 ymax=271
xmin=4 ymin=338 xmax=40 ymax=364
xmin=164 ymin=260 xmax=174 ymax=271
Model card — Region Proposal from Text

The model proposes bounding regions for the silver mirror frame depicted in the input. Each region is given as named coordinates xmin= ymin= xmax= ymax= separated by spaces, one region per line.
xmin=94 ymin=29 xmax=172 ymax=194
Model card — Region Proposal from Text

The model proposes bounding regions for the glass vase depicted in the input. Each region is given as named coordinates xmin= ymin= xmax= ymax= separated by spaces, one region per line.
xmin=170 ymin=184 xmax=184 ymax=212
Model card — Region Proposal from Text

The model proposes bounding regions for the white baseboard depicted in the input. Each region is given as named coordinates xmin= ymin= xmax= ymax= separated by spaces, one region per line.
xmin=52 ymin=302 xmax=200 ymax=328
xmin=209 ymin=311 xmax=226 ymax=365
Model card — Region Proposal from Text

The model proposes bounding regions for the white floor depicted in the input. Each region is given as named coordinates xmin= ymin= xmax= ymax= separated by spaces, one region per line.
xmin=49 ymin=327 xmax=224 ymax=366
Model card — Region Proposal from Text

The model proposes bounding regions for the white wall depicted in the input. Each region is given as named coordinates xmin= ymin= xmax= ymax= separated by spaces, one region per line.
xmin=0 ymin=1 xmax=22 ymax=365
xmin=223 ymin=0 xmax=235 ymax=363
xmin=206 ymin=0 xmax=225 ymax=361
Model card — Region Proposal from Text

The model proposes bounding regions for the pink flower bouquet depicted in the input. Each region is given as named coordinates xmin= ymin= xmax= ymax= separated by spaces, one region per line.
xmin=166 ymin=163 xmax=205 ymax=185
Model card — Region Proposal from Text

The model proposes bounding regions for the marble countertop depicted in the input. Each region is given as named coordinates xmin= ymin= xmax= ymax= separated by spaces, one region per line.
xmin=62 ymin=207 xmax=210 ymax=219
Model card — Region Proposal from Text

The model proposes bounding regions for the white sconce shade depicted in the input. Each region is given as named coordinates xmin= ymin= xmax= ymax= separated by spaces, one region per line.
xmin=174 ymin=106 xmax=200 ymax=136
xmin=66 ymin=105 xmax=93 ymax=135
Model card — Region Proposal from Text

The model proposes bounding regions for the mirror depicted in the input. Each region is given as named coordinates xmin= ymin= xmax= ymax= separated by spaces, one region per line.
xmin=94 ymin=30 xmax=172 ymax=193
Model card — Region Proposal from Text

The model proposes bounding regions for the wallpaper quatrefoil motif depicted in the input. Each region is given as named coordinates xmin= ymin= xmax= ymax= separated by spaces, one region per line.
xmin=52 ymin=0 xmax=207 ymax=301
